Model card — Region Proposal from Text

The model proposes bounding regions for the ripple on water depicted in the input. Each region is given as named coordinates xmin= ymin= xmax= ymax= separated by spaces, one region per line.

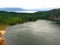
xmin=5 ymin=20 xmax=60 ymax=45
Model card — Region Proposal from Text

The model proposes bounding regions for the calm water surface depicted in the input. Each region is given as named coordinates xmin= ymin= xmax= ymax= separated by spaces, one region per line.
xmin=5 ymin=20 xmax=60 ymax=45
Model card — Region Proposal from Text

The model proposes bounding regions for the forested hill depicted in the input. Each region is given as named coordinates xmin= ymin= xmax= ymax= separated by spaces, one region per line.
xmin=0 ymin=9 xmax=60 ymax=26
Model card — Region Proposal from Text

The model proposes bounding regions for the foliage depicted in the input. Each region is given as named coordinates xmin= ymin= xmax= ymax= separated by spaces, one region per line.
xmin=0 ymin=9 xmax=60 ymax=26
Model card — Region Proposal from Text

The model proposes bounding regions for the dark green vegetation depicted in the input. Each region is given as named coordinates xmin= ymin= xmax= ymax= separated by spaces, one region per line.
xmin=0 ymin=8 xmax=60 ymax=26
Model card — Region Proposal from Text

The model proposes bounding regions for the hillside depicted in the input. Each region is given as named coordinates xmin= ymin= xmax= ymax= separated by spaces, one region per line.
xmin=0 ymin=9 xmax=60 ymax=26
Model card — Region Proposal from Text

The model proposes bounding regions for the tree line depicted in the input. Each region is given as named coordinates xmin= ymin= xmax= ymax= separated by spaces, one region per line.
xmin=0 ymin=8 xmax=60 ymax=26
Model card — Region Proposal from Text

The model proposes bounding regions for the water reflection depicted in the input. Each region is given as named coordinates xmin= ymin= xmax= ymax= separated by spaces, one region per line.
xmin=5 ymin=20 xmax=60 ymax=45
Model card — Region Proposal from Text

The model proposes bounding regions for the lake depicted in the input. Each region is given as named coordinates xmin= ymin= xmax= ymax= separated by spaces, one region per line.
xmin=5 ymin=20 xmax=60 ymax=45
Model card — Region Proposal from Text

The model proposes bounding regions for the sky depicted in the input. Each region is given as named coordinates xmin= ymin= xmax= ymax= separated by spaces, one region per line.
xmin=0 ymin=0 xmax=60 ymax=9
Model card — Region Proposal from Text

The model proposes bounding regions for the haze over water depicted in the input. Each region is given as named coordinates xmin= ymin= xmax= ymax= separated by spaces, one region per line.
xmin=5 ymin=20 xmax=60 ymax=45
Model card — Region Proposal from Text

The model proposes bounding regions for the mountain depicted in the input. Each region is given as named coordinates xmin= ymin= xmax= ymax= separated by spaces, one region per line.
xmin=0 ymin=8 xmax=25 ymax=12
xmin=26 ymin=8 xmax=53 ymax=11
xmin=0 ymin=7 xmax=53 ymax=12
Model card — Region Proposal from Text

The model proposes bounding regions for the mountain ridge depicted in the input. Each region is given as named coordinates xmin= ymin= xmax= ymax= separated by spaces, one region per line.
xmin=0 ymin=7 xmax=53 ymax=12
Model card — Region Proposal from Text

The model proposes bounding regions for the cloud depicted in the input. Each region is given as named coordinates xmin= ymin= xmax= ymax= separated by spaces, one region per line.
xmin=0 ymin=0 xmax=60 ymax=9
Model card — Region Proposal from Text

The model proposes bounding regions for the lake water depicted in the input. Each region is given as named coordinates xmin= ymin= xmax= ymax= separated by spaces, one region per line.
xmin=5 ymin=20 xmax=60 ymax=45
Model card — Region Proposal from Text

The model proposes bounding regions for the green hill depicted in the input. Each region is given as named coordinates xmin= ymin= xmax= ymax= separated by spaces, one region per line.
xmin=0 ymin=8 xmax=60 ymax=26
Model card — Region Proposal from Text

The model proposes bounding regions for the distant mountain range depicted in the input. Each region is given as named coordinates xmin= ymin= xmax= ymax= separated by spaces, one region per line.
xmin=26 ymin=8 xmax=53 ymax=11
xmin=0 ymin=8 xmax=25 ymax=12
xmin=0 ymin=7 xmax=53 ymax=12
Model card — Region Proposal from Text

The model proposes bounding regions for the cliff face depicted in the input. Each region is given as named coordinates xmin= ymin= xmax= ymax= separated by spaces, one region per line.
xmin=0 ymin=26 xmax=6 ymax=45
xmin=57 ymin=16 xmax=60 ymax=20
xmin=0 ymin=38 xmax=5 ymax=45
xmin=48 ymin=15 xmax=60 ymax=21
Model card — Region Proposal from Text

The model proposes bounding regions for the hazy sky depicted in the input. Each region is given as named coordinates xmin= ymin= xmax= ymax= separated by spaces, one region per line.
xmin=0 ymin=0 xmax=60 ymax=9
